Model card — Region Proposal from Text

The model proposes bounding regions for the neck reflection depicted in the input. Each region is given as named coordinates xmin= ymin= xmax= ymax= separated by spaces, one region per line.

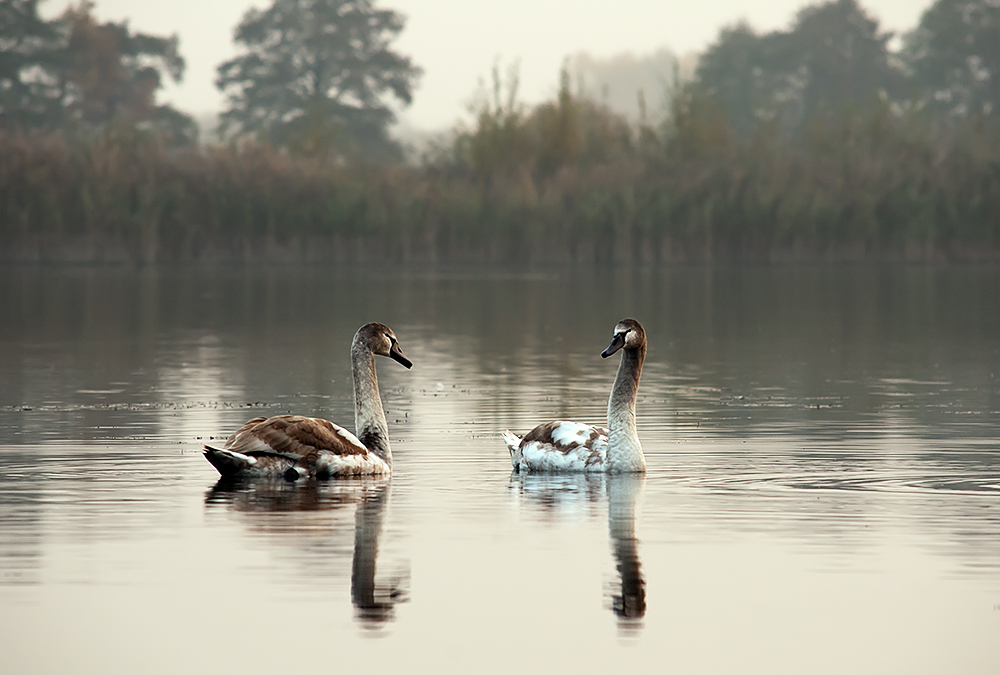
xmin=350 ymin=483 xmax=408 ymax=625
xmin=205 ymin=476 xmax=408 ymax=630
xmin=607 ymin=474 xmax=646 ymax=631
xmin=510 ymin=472 xmax=647 ymax=633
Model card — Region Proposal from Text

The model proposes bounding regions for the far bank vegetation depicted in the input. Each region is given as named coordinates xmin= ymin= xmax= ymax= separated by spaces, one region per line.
xmin=2 ymin=0 xmax=1000 ymax=264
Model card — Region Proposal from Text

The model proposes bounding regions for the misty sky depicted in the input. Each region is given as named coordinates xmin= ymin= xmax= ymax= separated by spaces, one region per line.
xmin=43 ymin=0 xmax=931 ymax=131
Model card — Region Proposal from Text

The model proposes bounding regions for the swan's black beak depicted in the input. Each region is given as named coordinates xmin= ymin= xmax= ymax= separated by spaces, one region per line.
xmin=602 ymin=333 xmax=625 ymax=358
xmin=389 ymin=342 xmax=413 ymax=369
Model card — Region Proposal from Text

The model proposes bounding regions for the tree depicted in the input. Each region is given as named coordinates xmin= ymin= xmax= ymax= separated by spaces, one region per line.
xmin=783 ymin=0 xmax=901 ymax=122
xmin=693 ymin=22 xmax=784 ymax=138
xmin=692 ymin=0 xmax=901 ymax=139
xmin=0 ymin=0 xmax=65 ymax=128
xmin=0 ymin=0 xmax=195 ymax=142
xmin=903 ymin=0 xmax=1000 ymax=119
xmin=59 ymin=2 xmax=195 ymax=143
xmin=532 ymin=62 xmax=582 ymax=176
xmin=459 ymin=61 xmax=531 ymax=179
xmin=216 ymin=0 xmax=421 ymax=160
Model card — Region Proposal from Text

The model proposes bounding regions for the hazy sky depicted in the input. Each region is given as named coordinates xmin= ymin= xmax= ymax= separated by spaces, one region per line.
xmin=43 ymin=0 xmax=932 ymax=131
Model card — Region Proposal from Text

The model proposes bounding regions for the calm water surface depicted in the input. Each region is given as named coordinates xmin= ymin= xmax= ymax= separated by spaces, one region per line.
xmin=1 ymin=265 xmax=999 ymax=673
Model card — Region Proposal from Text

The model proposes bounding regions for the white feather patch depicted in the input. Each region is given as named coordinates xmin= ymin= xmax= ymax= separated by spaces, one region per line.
xmin=550 ymin=421 xmax=597 ymax=448
xmin=315 ymin=451 xmax=390 ymax=476
xmin=332 ymin=425 xmax=369 ymax=453
xmin=517 ymin=423 xmax=609 ymax=473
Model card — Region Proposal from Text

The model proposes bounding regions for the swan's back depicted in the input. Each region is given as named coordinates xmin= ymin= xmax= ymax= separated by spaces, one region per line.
xmin=204 ymin=414 xmax=388 ymax=479
xmin=507 ymin=421 xmax=610 ymax=472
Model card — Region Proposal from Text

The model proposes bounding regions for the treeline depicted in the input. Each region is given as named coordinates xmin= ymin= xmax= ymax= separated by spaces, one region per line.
xmin=2 ymin=0 xmax=1000 ymax=263
xmin=0 ymin=0 xmax=195 ymax=144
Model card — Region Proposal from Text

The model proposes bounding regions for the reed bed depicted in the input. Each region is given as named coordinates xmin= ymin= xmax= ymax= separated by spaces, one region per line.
xmin=2 ymin=112 xmax=999 ymax=264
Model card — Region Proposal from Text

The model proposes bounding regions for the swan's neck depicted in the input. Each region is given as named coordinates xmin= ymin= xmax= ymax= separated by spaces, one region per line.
xmin=352 ymin=342 xmax=391 ymax=465
xmin=606 ymin=344 xmax=645 ymax=472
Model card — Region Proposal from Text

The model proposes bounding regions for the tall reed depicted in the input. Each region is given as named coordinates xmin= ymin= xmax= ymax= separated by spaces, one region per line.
xmin=2 ymin=103 xmax=999 ymax=264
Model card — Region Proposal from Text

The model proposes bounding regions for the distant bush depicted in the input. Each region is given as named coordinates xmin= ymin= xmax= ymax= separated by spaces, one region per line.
xmin=4 ymin=45 xmax=1000 ymax=264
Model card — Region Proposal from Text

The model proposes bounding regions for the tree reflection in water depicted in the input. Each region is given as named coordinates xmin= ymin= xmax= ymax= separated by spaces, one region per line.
xmin=205 ymin=477 xmax=408 ymax=628
xmin=509 ymin=473 xmax=646 ymax=633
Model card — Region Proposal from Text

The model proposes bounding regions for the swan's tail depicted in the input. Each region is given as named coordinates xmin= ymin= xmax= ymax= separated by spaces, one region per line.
xmin=502 ymin=430 xmax=522 ymax=460
xmin=203 ymin=445 xmax=256 ymax=477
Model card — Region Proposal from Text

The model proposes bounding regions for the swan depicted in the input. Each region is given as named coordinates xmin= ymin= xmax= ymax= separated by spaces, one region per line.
xmin=203 ymin=322 xmax=412 ymax=480
xmin=504 ymin=318 xmax=647 ymax=473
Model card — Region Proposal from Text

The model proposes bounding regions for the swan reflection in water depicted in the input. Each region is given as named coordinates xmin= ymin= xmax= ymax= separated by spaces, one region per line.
xmin=606 ymin=474 xmax=645 ymax=627
xmin=510 ymin=473 xmax=646 ymax=632
xmin=205 ymin=476 xmax=408 ymax=627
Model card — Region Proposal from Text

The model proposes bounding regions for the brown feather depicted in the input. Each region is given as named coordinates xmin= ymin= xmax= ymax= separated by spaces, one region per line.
xmin=521 ymin=421 xmax=607 ymax=455
xmin=225 ymin=414 xmax=369 ymax=466
xmin=224 ymin=417 xmax=268 ymax=446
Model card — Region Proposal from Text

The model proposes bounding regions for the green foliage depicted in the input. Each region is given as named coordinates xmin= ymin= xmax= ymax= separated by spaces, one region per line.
xmin=216 ymin=0 xmax=421 ymax=160
xmin=59 ymin=2 xmax=195 ymax=144
xmin=663 ymin=79 xmax=734 ymax=160
xmin=694 ymin=0 xmax=901 ymax=140
xmin=456 ymin=61 xmax=637 ymax=184
xmin=4 ymin=0 xmax=1000 ymax=264
xmin=0 ymin=0 xmax=195 ymax=144
xmin=4 ymin=87 xmax=1000 ymax=264
xmin=0 ymin=128 xmax=435 ymax=263
xmin=533 ymin=63 xmax=582 ymax=175
xmin=903 ymin=0 xmax=1000 ymax=121
xmin=0 ymin=0 xmax=67 ymax=128
xmin=786 ymin=0 xmax=901 ymax=120
xmin=693 ymin=22 xmax=782 ymax=138
xmin=457 ymin=61 xmax=532 ymax=180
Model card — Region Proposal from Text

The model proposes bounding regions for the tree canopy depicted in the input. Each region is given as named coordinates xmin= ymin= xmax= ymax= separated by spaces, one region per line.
xmin=60 ymin=3 xmax=194 ymax=141
xmin=0 ymin=0 xmax=195 ymax=143
xmin=691 ymin=0 xmax=902 ymax=140
xmin=0 ymin=0 xmax=65 ymax=129
xmin=784 ymin=0 xmax=900 ymax=119
xmin=693 ymin=22 xmax=782 ymax=138
xmin=216 ymin=0 xmax=422 ymax=160
xmin=903 ymin=0 xmax=1000 ymax=119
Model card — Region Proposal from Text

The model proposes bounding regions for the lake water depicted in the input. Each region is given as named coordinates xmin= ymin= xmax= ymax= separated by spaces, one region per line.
xmin=1 ymin=264 xmax=998 ymax=674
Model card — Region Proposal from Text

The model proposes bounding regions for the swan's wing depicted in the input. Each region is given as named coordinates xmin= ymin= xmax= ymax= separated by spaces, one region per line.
xmin=225 ymin=414 xmax=370 ymax=461
xmin=223 ymin=417 xmax=268 ymax=447
xmin=517 ymin=421 xmax=609 ymax=471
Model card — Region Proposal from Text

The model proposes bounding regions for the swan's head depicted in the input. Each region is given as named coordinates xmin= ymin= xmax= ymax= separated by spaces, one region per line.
xmin=601 ymin=319 xmax=645 ymax=358
xmin=355 ymin=322 xmax=413 ymax=369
